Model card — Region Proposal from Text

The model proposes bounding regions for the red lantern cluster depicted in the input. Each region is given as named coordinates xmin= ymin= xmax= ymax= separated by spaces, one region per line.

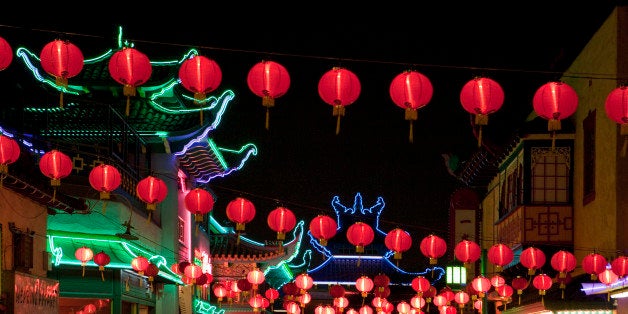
xmin=318 ymin=67 xmax=361 ymax=135
xmin=247 ymin=60 xmax=290 ymax=130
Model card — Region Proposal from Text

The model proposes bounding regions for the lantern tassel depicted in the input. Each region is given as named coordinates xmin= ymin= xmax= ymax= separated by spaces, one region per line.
xmin=199 ymin=109 xmax=204 ymax=126
xmin=147 ymin=211 xmax=152 ymax=222
xmin=82 ymin=264 xmax=86 ymax=277
xmin=551 ymin=131 xmax=557 ymax=150
xmin=265 ymin=107 xmax=270 ymax=130
xmin=101 ymin=270 xmax=105 ymax=281
xmin=477 ymin=125 xmax=483 ymax=147
xmin=409 ymin=121 xmax=414 ymax=143
xmin=125 ymin=96 xmax=131 ymax=116
xmin=622 ymin=136 xmax=627 ymax=157
xmin=59 ymin=91 xmax=64 ymax=109
xmin=336 ymin=115 xmax=341 ymax=135
xmin=102 ymin=200 xmax=108 ymax=214
xmin=195 ymin=223 xmax=199 ymax=236
xmin=52 ymin=187 xmax=57 ymax=202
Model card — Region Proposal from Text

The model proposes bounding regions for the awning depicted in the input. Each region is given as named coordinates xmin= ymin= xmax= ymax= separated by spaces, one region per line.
xmin=47 ymin=229 xmax=181 ymax=284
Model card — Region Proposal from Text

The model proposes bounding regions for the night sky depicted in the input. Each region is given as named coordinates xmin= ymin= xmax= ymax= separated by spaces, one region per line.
xmin=0 ymin=2 xmax=622 ymax=241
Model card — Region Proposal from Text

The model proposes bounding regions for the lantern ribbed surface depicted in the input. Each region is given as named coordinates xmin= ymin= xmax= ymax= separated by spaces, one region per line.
xmin=226 ymin=197 xmax=256 ymax=231
xmin=454 ymin=239 xmax=481 ymax=265
xmin=39 ymin=150 xmax=73 ymax=181
xmin=108 ymin=47 xmax=152 ymax=87
xmin=582 ymin=252 xmax=607 ymax=279
xmin=184 ymin=187 xmax=214 ymax=215
xmin=267 ymin=206 xmax=297 ymax=239
xmin=520 ymin=247 xmax=546 ymax=275
xmin=136 ymin=175 xmax=168 ymax=205
xmin=0 ymin=135 xmax=20 ymax=167
xmin=532 ymin=81 xmax=578 ymax=121
xmin=384 ymin=228 xmax=412 ymax=256
xmin=179 ymin=55 xmax=222 ymax=97
xmin=40 ymin=39 xmax=84 ymax=81
xmin=550 ymin=250 xmax=577 ymax=276
xmin=487 ymin=243 xmax=514 ymax=270
xmin=389 ymin=70 xmax=433 ymax=110
xmin=89 ymin=164 xmax=121 ymax=194
xmin=0 ymin=36 xmax=12 ymax=71
xmin=346 ymin=222 xmax=375 ymax=252
xmin=532 ymin=273 xmax=553 ymax=291
xmin=419 ymin=234 xmax=447 ymax=264
xmin=309 ymin=214 xmax=337 ymax=245
xmin=318 ymin=67 xmax=361 ymax=107
xmin=247 ymin=60 xmax=290 ymax=99
xmin=460 ymin=77 xmax=504 ymax=115
xmin=605 ymin=86 xmax=628 ymax=124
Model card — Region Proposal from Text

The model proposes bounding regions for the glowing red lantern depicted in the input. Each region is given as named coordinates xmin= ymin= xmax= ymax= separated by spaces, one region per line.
xmin=247 ymin=60 xmax=290 ymax=130
xmin=93 ymin=250 xmax=111 ymax=281
xmin=490 ymin=274 xmax=506 ymax=288
xmin=550 ymin=250 xmax=576 ymax=278
xmin=249 ymin=293 xmax=265 ymax=311
xmin=89 ymin=164 xmax=121 ymax=212
xmin=346 ymin=222 xmax=375 ymax=253
xmin=454 ymin=239 xmax=481 ymax=268
xmin=411 ymin=276 xmax=431 ymax=296
xmin=75 ymin=246 xmax=93 ymax=277
xmin=184 ymin=264 xmax=203 ymax=282
xmin=520 ymin=247 xmax=546 ymax=275
xmin=108 ymin=47 xmax=152 ymax=116
xmin=471 ymin=276 xmax=491 ymax=298
xmin=267 ymin=206 xmax=296 ymax=240
xmin=487 ymin=243 xmax=514 ymax=271
xmin=226 ymin=197 xmax=256 ymax=232
xmin=432 ymin=294 xmax=447 ymax=307
xmin=178 ymin=54 xmax=222 ymax=125
xmin=318 ymin=66 xmax=361 ymax=135
xmin=265 ymin=288 xmax=279 ymax=304
xmin=371 ymin=296 xmax=386 ymax=310
xmin=532 ymin=81 xmax=578 ymax=148
xmin=237 ymin=278 xmax=252 ymax=292
xmin=177 ymin=261 xmax=191 ymax=274
xmin=334 ymin=296 xmax=349 ymax=310
xmin=419 ymin=234 xmax=447 ymax=265
xmin=612 ymin=255 xmax=628 ymax=278
xmin=532 ymin=274 xmax=552 ymax=296
xmin=131 ymin=256 xmax=149 ymax=276
xmin=373 ymin=273 xmax=390 ymax=292
xmin=384 ymin=228 xmax=412 ymax=260
xmin=144 ymin=262 xmax=159 ymax=283
xmin=247 ymin=268 xmax=265 ymax=290
xmin=0 ymin=134 xmax=20 ymax=176
xmin=389 ymin=70 xmax=433 ymax=143
xmin=184 ymin=188 xmax=215 ymax=222
xmin=582 ymin=252 xmax=608 ymax=280
xmin=196 ymin=273 xmax=212 ymax=286
xmin=454 ymin=291 xmax=470 ymax=309
xmin=0 ymin=36 xmax=12 ymax=71
xmin=136 ymin=175 xmax=168 ymax=221
xmin=410 ymin=295 xmax=426 ymax=309
xmin=295 ymin=273 xmax=313 ymax=293
xmin=396 ymin=300 xmax=411 ymax=314
xmin=39 ymin=149 xmax=72 ymax=201
xmin=460 ymin=76 xmax=504 ymax=147
xmin=285 ymin=300 xmax=301 ymax=314
xmin=605 ymin=86 xmax=628 ymax=156
xmin=599 ymin=268 xmax=619 ymax=286
xmin=213 ymin=283 xmax=227 ymax=302
xmin=355 ymin=275 xmax=374 ymax=298
xmin=309 ymin=214 xmax=337 ymax=246
xmin=496 ymin=284 xmax=514 ymax=300
xmin=40 ymin=39 xmax=84 ymax=108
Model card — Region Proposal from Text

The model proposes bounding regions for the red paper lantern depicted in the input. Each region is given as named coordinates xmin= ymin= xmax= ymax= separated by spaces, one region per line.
xmin=0 ymin=134 xmax=20 ymax=175
xmin=213 ymin=283 xmax=227 ymax=301
xmin=267 ymin=206 xmax=297 ymax=240
xmin=93 ymin=250 xmax=111 ymax=281
xmin=247 ymin=267 xmax=265 ymax=290
xmin=295 ymin=273 xmax=313 ymax=293
xmin=582 ymin=252 xmax=608 ymax=280
xmin=318 ymin=67 xmax=361 ymax=135
xmin=496 ymin=284 xmax=513 ymax=298
xmin=454 ymin=239 xmax=481 ymax=267
xmin=487 ymin=243 xmax=514 ymax=271
xmin=184 ymin=264 xmax=203 ymax=284
xmin=265 ymin=288 xmax=279 ymax=303
xmin=511 ymin=276 xmax=529 ymax=293
xmin=372 ymin=285 xmax=390 ymax=299
xmin=136 ymin=175 xmax=168 ymax=220
xmin=384 ymin=228 xmax=412 ymax=260
xmin=0 ymin=36 xmax=12 ymax=71
xmin=373 ymin=273 xmax=390 ymax=290
xmin=89 ymin=164 xmax=121 ymax=202
xmin=39 ymin=149 xmax=72 ymax=201
xmin=144 ymin=263 xmax=159 ymax=282
xmin=490 ymin=274 xmax=506 ymax=288
xmin=131 ymin=256 xmax=149 ymax=276
xmin=329 ymin=284 xmax=345 ymax=298
xmin=599 ymin=268 xmax=619 ymax=286
xmin=410 ymin=295 xmax=426 ymax=309
xmin=397 ymin=301 xmax=411 ymax=314
xmin=196 ymin=273 xmax=213 ymax=286
xmin=177 ymin=261 xmax=191 ymax=274
xmin=532 ymin=81 xmax=578 ymax=148
xmin=184 ymin=188 xmax=215 ymax=222
xmin=454 ymin=291 xmax=470 ymax=307
xmin=75 ymin=246 xmax=93 ymax=277
xmin=226 ymin=197 xmax=256 ymax=232
xmin=309 ymin=214 xmax=337 ymax=246
xmin=247 ymin=60 xmax=290 ymax=130
xmin=249 ymin=293 xmax=265 ymax=311
xmin=346 ymin=222 xmax=375 ymax=253
xmin=334 ymin=296 xmax=349 ymax=310
xmin=520 ymin=247 xmax=546 ymax=275
xmin=178 ymin=54 xmax=222 ymax=125
xmin=419 ymin=234 xmax=447 ymax=265
xmin=532 ymin=274 xmax=552 ymax=295
xmin=460 ymin=76 xmax=505 ymax=147
xmin=108 ymin=47 xmax=152 ymax=116
xmin=432 ymin=294 xmax=447 ymax=307
xmin=40 ymin=39 xmax=84 ymax=108
xmin=611 ymin=255 xmax=628 ymax=278
xmin=471 ymin=276 xmax=491 ymax=298
xmin=237 ymin=278 xmax=253 ymax=292
xmin=389 ymin=70 xmax=433 ymax=143
xmin=355 ymin=275 xmax=374 ymax=298
xmin=282 ymin=282 xmax=299 ymax=298
xmin=550 ymin=250 xmax=577 ymax=278
xmin=605 ymin=86 xmax=628 ymax=155
xmin=411 ymin=276 xmax=431 ymax=296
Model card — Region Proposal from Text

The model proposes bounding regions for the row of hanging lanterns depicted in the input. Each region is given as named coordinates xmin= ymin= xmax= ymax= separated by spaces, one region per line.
xmin=0 ymin=35 xmax=627 ymax=150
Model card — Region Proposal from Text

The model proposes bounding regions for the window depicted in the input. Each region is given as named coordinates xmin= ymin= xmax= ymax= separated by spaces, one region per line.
xmin=531 ymin=147 xmax=570 ymax=203
xmin=583 ymin=110 xmax=596 ymax=204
